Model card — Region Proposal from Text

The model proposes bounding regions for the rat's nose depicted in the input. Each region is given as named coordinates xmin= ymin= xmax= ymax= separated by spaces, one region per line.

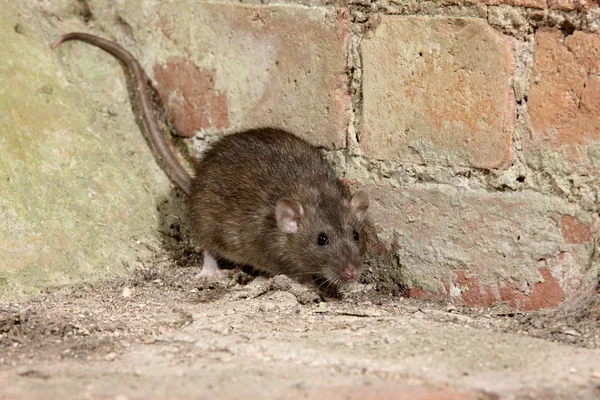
xmin=343 ymin=264 xmax=357 ymax=280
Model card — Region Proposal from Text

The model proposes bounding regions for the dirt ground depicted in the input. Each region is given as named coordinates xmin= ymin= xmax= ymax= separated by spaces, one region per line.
xmin=1 ymin=243 xmax=599 ymax=399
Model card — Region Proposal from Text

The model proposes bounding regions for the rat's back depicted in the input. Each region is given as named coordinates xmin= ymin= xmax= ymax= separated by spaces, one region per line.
xmin=190 ymin=128 xmax=347 ymax=271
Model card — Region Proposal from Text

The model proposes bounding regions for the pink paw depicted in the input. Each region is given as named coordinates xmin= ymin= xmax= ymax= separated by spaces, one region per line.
xmin=194 ymin=250 xmax=232 ymax=280
xmin=194 ymin=268 xmax=233 ymax=280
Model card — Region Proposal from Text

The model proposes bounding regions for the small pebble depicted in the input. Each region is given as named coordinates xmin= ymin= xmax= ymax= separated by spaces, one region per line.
xmin=104 ymin=352 xmax=118 ymax=362
xmin=122 ymin=287 xmax=132 ymax=298
xmin=259 ymin=302 xmax=276 ymax=312
xmin=313 ymin=303 xmax=329 ymax=314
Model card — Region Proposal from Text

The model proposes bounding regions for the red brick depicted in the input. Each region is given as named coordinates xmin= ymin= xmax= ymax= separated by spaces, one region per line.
xmin=528 ymin=29 xmax=600 ymax=169
xmin=566 ymin=31 xmax=600 ymax=74
xmin=368 ymin=186 xmax=595 ymax=310
xmin=561 ymin=215 xmax=594 ymax=244
xmin=120 ymin=2 xmax=350 ymax=148
xmin=454 ymin=270 xmax=496 ymax=307
xmin=500 ymin=267 xmax=565 ymax=311
xmin=153 ymin=58 xmax=228 ymax=138
xmin=361 ymin=17 xmax=515 ymax=169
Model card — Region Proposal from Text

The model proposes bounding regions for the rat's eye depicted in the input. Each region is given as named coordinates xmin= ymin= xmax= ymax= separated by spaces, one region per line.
xmin=317 ymin=233 xmax=329 ymax=246
xmin=353 ymin=230 xmax=359 ymax=241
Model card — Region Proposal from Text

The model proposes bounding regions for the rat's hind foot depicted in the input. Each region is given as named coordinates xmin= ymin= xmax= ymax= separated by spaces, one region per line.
xmin=194 ymin=251 xmax=232 ymax=280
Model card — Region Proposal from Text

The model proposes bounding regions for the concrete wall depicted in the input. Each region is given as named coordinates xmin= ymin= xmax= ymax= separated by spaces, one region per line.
xmin=0 ymin=0 xmax=172 ymax=299
xmin=1 ymin=0 xmax=598 ymax=309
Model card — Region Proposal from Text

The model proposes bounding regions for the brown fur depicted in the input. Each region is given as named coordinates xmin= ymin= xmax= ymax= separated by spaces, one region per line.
xmin=191 ymin=128 xmax=368 ymax=286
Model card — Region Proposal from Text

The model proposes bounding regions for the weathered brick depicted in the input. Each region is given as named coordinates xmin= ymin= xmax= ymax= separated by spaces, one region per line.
xmin=475 ymin=0 xmax=547 ymax=9
xmin=500 ymin=267 xmax=565 ymax=311
xmin=153 ymin=58 xmax=229 ymax=136
xmin=361 ymin=17 xmax=515 ymax=169
xmin=448 ymin=270 xmax=496 ymax=307
xmin=548 ymin=0 xmax=599 ymax=10
xmin=561 ymin=215 xmax=594 ymax=244
xmin=528 ymin=29 xmax=600 ymax=170
xmin=476 ymin=0 xmax=599 ymax=9
xmin=118 ymin=2 xmax=350 ymax=148
xmin=566 ymin=31 xmax=600 ymax=74
xmin=368 ymin=185 xmax=596 ymax=310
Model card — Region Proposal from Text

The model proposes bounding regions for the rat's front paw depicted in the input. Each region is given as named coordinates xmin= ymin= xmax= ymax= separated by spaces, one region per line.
xmin=194 ymin=268 xmax=233 ymax=280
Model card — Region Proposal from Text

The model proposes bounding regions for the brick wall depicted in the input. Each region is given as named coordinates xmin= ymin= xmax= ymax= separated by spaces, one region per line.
xmin=59 ymin=0 xmax=599 ymax=310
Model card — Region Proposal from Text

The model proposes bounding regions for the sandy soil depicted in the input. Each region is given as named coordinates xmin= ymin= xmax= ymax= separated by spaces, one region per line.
xmin=1 ymin=244 xmax=599 ymax=399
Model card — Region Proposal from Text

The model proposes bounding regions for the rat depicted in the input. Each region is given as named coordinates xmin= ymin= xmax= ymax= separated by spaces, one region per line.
xmin=52 ymin=32 xmax=370 ymax=289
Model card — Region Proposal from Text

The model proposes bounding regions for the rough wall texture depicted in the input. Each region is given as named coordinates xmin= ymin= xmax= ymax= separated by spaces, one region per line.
xmin=361 ymin=17 xmax=515 ymax=169
xmin=1 ymin=0 xmax=598 ymax=309
xmin=0 ymin=0 xmax=171 ymax=299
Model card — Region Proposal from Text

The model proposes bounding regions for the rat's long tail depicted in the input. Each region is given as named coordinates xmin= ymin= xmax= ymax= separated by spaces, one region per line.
xmin=52 ymin=32 xmax=192 ymax=196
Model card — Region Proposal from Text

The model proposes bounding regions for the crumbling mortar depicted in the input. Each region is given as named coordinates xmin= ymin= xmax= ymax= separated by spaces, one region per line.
xmin=344 ymin=1 xmax=600 ymax=34
xmin=329 ymin=137 xmax=599 ymax=216
xmin=528 ymin=169 xmax=600 ymax=213
xmin=506 ymin=36 xmax=534 ymax=181
xmin=347 ymin=10 xmax=367 ymax=154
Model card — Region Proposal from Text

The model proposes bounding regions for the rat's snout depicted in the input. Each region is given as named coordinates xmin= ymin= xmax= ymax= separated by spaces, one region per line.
xmin=342 ymin=264 xmax=358 ymax=280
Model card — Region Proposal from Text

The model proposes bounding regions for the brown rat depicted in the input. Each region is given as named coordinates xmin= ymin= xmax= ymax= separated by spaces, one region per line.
xmin=52 ymin=32 xmax=369 ymax=288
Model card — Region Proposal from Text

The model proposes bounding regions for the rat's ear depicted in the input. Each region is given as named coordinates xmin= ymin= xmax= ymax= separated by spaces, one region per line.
xmin=350 ymin=190 xmax=369 ymax=221
xmin=276 ymin=199 xmax=305 ymax=234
